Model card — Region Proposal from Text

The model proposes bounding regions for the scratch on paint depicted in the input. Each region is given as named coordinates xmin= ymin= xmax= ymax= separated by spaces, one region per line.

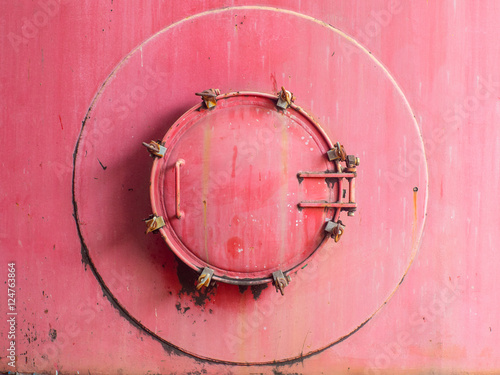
xmin=97 ymin=158 xmax=107 ymax=170
xmin=301 ymin=331 xmax=310 ymax=355
xmin=58 ymin=114 xmax=63 ymax=130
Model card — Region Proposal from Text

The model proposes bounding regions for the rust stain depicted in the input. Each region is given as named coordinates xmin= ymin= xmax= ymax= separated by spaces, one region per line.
xmin=412 ymin=187 xmax=418 ymax=246
xmin=413 ymin=187 xmax=418 ymax=222
xmin=202 ymin=125 xmax=212 ymax=262
xmin=279 ymin=121 xmax=289 ymax=262
xmin=270 ymin=72 xmax=278 ymax=93
xmin=231 ymin=145 xmax=238 ymax=178
xmin=408 ymin=343 xmax=466 ymax=359
xmin=203 ymin=200 xmax=208 ymax=261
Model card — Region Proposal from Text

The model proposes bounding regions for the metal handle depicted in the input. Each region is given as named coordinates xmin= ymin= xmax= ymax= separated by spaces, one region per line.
xmin=175 ymin=159 xmax=185 ymax=219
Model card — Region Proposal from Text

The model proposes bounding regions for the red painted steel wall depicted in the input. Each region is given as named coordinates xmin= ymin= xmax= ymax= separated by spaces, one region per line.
xmin=1 ymin=1 xmax=499 ymax=374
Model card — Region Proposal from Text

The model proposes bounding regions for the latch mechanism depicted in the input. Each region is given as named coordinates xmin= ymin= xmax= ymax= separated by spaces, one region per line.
xmin=325 ymin=220 xmax=345 ymax=242
xmin=276 ymin=86 xmax=294 ymax=110
xmin=298 ymin=143 xmax=359 ymax=240
xmin=197 ymin=267 xmax=214 ymax=290
xmin=144 ymin=215 xmax=165 ymax=234
xmin=272 ymin=270 xmax=291 ymax=295
xmin=195 ymin=88 xmax=220 ymax=108
xmin=142 ymin=140 xmax=166 ymax=158
xmin=327 ymin=142 xmax=347 ymax=162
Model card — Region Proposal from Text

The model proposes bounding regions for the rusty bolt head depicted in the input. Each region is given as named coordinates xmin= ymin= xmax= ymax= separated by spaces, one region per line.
xmin=346 ymin=155 xmax=359 ymax=168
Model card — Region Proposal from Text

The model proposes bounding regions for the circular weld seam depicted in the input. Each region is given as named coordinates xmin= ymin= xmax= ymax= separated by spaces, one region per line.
xmin=73 ymin=6 xmax=429 ymax=366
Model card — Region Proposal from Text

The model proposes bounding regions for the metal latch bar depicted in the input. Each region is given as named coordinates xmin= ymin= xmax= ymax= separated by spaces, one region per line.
xmin=298 ymin=171 xmax=357 ymax=210
xmin=297 ymin=172 xmax=355 ymax=179
xmin=298 ymin=202 xmax=357 ymax=209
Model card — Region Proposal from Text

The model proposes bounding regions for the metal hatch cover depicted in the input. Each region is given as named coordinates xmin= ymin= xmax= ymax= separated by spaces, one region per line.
xmin=73 ymin=6 xmax=427 ymax=364
xmin=148 ymin=91 xmax=353 ymax=285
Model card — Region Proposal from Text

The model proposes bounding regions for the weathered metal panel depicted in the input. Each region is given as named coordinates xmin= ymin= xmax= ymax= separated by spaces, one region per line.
xmin=1 ymin=1 xmax=499 ymax=374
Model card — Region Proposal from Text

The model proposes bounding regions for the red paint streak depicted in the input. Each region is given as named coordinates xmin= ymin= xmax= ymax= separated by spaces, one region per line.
xmin=231 ymin=145 xmax=238 ymax=178
xmin=270 ymin=72 xmax=277 ymax=93
xmin=58 ymin=114 xmax=63 ymax=130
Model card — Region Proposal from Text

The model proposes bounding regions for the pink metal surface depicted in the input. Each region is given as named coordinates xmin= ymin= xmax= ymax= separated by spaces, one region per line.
xmin=1 ymin=1 xmax=499 ymax=374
